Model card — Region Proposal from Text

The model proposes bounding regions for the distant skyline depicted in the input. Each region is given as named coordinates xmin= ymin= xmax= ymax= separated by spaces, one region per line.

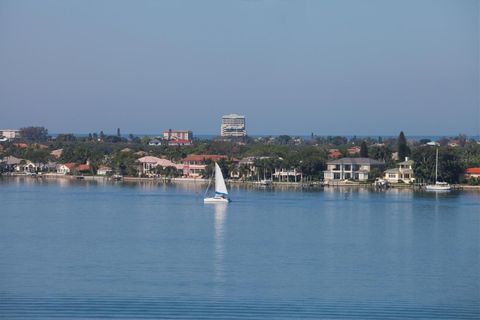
xmin=0 ymin=0 xmax=479 ymax=136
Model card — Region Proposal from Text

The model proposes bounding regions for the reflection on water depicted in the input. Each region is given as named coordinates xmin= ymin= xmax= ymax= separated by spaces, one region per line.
xmin=0 ymin=177 xmax=479 ymax=319
xmin=210 ymin=203 xmax=228 ymax=295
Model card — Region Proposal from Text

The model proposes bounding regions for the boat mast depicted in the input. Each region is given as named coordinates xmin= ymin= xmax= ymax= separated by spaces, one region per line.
xmin=435 ymin=147 xmax=438 ymax=183
xmin=204 ymin=170 xmax=214 ymax=198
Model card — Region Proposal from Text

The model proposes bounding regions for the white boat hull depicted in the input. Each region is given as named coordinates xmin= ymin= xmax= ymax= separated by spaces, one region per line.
xmin=426 ymin=184 xmax=451 ymax=191
xmin=204 ymin=197 xmax=230 ymax=203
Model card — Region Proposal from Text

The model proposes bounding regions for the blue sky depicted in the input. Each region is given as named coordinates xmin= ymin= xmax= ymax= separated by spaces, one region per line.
xmin=0 ymin=0 xmax=478 ymax=136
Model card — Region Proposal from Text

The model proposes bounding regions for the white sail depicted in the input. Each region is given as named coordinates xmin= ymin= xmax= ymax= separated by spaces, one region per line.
xmin=214 ymin=162 xmax=228 ymax=195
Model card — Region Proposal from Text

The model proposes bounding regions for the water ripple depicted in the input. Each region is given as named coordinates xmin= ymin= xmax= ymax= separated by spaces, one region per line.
xmin=0 ymin=295 xmax=478 ymax=319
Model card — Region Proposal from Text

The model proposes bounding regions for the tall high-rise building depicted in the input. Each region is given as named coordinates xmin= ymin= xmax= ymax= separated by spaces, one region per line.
xmin=220 ymin=114 xmax=246 ymax=137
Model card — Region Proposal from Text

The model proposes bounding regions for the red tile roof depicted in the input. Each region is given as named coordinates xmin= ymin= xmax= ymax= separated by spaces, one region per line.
xmin=465 ymin=168 xmax=480 ymax=174
xmin=77 ymin=164 xmax=91 ymax=172
xmin=329 ymin=149 xmax=342 ymax=158
xmin=63 ymin=163 xmax=77 ymax=170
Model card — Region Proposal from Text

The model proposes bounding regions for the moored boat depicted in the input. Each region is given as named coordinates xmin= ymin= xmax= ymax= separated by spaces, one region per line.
xmin=426 ymin=147 xmax=451 ymax=192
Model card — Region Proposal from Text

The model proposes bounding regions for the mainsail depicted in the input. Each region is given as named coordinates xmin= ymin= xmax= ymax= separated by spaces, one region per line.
xmin=214 ymin=162 xmax=228 ymax=195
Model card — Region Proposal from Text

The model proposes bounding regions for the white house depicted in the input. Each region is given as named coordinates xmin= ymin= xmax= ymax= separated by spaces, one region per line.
xmin=273 ymin=168 xmax=301 ymax=182
xmin=16 ymin=161 xmax=42 ymax=173
xmin=97 ymin=165 xmax=112 ymax=176
xmin=324 ymin=158 xmax=385 ymax=182
xmin=384 ymin=157 xmax=415 ymax=183
xmin=57 ymin=163 xmax=76 ymax=175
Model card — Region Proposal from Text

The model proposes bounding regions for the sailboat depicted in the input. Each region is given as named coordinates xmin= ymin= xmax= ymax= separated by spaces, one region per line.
xmin=204 ymin=162 xmax=231 ymax=203
xmin=425 ymin=147 xmax=451 ymax=191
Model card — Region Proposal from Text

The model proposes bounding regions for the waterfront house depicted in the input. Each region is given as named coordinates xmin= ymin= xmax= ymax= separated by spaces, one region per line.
xmin=273 ymin=168 xmax=302 ymax=182
xmin=57 ymin=163 xmax=76 ymax=175
xmin=384 ymin=157 xmax=415 ymax=183
xmin=76 ymin=164 xmax=91 ymax=174
xmin=137 ymin=156 xmax=181 ymax=176
xmin=181 ymin=155 xmax=227 ymax=178
xmin=323 ymin=157 xmax=385 ymax=182
xmin=15 ymin=160 xmax=43 ymax=173
xmin=56 ymin=163 xmax=90 ymax=175
xmin=1 ymin=156 xmax=23 ymax=172
xmin=463 ymin=168 xmax=480 ymax=180
xmin=97 ymin=165 xmax=112 ymax=176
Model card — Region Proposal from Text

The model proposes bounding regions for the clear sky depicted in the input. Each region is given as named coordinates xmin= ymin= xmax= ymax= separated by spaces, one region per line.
xmin=0 ymin=0 xmax=478 ymax=136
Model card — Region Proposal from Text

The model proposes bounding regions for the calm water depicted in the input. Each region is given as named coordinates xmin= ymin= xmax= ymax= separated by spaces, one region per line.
xmin=0 ymin=178 xmax=479 ymax=319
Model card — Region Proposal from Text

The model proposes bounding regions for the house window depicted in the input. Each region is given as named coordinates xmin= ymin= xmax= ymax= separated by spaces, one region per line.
xmin=345 ymin=173 xmax=351 ymax=179
xmin=334 ymin=165 xmax=340 ymax=171
xmin=404 ymin=173 xmax=410 ymax=179
xmin=389 ymin=174 xmax=396 ymax=178
xmin=333 ymin=173 xmax=340 ymax=179
xmin=344 ymin=165 xmax=351 ymax=171
xmin=354 ymin=173 xmax=359 ymax=179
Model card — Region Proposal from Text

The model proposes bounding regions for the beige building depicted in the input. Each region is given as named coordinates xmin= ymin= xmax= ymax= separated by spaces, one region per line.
xmin=0 ymin=129 xmax=20 ymax=140
xmin=163 ymin=130 xmax=192 ymax=141
xmin=384 ymin=157 xmax=415 ymax=183
xmin=137 ymin=156 xmax=182 ymax=176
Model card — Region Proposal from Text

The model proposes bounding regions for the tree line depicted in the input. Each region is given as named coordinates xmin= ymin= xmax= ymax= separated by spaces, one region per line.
xmin=2 ymin=127 xmax=479 ymax=183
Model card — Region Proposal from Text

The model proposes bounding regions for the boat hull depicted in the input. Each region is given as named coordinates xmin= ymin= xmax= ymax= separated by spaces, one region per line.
xmin=425 ymin=185 xmax=451 ymax=191
xmin=204 ymin=197 xmax=230 ymax=203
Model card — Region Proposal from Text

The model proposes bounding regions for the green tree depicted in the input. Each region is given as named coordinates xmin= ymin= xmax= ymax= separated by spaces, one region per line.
xmin=411 ymin=146 xmax=463 ymax=183
xmin=20 ymin=127 xmax=49 ymax=141
xmin=56 ymin=134 xmax=77 ymax=142
xmin=397 ymin=131 xmax=410 ymax=161
xmin=111 ymin=151 xmax=138 ymax=176
xmin=276 ymin=135 xmax=292 ymax=145
xmin=369 ymin=167 xmax=383 ymax=181
xmin=360 ymin=141 xmax=368 ymax=157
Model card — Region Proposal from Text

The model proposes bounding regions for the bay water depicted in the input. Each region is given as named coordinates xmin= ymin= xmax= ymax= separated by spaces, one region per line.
xmin=0 ymin=178 xmax=479 ymax=319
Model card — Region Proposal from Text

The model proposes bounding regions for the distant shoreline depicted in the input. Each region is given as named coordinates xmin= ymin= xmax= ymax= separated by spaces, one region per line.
xmin=2 ymin=173 xmax=479 ymax=192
